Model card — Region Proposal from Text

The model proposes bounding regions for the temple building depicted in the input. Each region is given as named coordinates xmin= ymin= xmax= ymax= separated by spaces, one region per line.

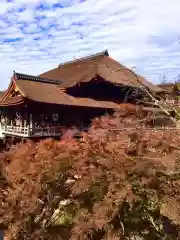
xmin=157 ymin=82 xmax=180 ymax=105
xmin=0 ymin=50 xmax=164 ymax=142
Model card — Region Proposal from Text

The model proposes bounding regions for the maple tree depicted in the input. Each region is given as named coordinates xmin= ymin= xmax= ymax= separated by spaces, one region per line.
xmin=0 ymin=106 xmax=180 ymax=239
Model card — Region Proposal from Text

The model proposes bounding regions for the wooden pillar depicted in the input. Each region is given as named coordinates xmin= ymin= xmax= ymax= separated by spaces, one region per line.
xmin=10 ymin=110 xmax=14 ymax=126
xmin=22 ymin=112 xmax=24 ymax=128
xmin=12 ymin=136 xmax=15 ymax=145
xmin=0 ymin=229 xmax=4 ymax=240
xmin=18 ymin=113 xmax=22 ymax=127
xmin=30 ymin=114 xmax=33 ymax=128
xmin=24 ymin=105 xmax=28 ymax=127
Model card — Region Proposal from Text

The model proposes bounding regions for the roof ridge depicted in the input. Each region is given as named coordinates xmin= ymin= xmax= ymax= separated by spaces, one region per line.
xmin=13 ymin=71 xmax=62 ymax=85
xmin=58 ymin=49 xmax=109 ymax=67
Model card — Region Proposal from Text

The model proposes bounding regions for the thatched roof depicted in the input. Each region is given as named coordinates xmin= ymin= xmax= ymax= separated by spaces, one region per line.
xmin=0 ymin=72 xmax=167 ymax=116
xmin=0 ymin=50 xmax=165 ymax=108
xmin=39 ymin=50 xmax=163 ymax=93
xmin=0 ymin=72 xmax=121 ymax=109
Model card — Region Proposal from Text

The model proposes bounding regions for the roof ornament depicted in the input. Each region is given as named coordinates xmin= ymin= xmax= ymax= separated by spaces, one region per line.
xmin=13 ymin=70 xmax=17 ymax=78
xmin=104 ymin=49 xmax=109 ymax=56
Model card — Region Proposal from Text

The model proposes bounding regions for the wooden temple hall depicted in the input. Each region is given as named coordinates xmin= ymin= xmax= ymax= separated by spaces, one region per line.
xmin=0 ymin=50 xmax=164 ymax=140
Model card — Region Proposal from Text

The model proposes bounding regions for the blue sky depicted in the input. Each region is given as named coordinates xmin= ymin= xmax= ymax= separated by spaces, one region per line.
xmin=0 ymin=0 xmax=180 ymax=90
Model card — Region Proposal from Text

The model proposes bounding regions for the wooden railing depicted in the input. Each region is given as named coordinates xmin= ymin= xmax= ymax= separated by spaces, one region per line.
xmin=1 ymin=125 xmax=29 ymax=137
xmin=30 ymin=126 xmax=63 ymax=137
xmin=1 ymin=125 xmax=64 ymax=138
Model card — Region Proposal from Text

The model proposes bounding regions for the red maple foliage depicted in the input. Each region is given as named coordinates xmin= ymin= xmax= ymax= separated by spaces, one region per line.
xmin=1 ymin=109 xmax=180 ymax=239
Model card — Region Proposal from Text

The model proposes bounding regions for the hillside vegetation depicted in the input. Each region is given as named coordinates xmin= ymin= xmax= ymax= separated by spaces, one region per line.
xmin=1 ymin=106 xmax=180 ymax=239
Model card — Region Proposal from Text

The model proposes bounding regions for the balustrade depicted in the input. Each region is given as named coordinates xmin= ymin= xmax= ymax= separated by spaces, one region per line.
xmin=0 ymin=125 xmax=63 ymax=138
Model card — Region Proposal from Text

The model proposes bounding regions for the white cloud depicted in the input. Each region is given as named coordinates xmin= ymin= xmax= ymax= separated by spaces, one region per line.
xmin=0 ymin=0 xmax=180 ymax=90
xmin=18 ymin=10 xmax=35 ymax=22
